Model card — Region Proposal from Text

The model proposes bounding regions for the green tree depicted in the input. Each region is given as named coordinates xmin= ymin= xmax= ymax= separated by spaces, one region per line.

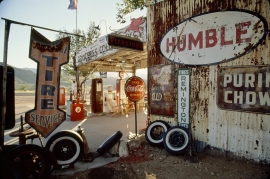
xmin=55 ymin=22 xmax=100 ymax=99
xmin=116 ymin=0 xmax=148 ymax=23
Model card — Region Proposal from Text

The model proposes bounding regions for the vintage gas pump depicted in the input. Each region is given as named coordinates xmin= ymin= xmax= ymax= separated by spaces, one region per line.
xmin=91 ymin=78 xmax=103 ymax=113
xmin=116 ymin=72 xmax=126 ymax=106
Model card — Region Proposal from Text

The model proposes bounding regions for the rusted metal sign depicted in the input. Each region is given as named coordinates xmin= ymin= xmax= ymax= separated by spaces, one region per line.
xmin=25 ymin=28 xmax=70 ymax=138
xmin=178 ymin=68 xmax=190 ymax=128
xmin=108 ymin=34 xmax=143 ymax=51
xmin=160 ymin=10 xmax=268 ymax=65
xmin=125 ymin=76 xmax=146 ymax=102
xmin=217 ymin=66 xmax=270 ymax=114
xmin=150 ymin=65 xmax=174 ymax=117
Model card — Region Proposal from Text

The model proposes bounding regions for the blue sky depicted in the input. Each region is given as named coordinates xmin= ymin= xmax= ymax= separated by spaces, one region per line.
xmin=0 ymin=0 xmax=146 ymax=70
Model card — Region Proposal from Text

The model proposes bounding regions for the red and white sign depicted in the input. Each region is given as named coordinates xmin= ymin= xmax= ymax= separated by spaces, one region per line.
xmin=125 ymin=76 xmax=146 ymax=102
xmin=160 ymin=10 xmax=268 ymax=65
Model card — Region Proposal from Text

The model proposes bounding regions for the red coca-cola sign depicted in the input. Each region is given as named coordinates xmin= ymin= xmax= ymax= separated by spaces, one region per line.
xmin=125 ymin=76 xmax=146 ymax=102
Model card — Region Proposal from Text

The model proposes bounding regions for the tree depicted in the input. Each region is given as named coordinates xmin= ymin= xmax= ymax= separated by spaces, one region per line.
xmin=116 ymin=0 xmax=148 ymax=24
xmin=55 ymin=22 xmax=100 ymax=100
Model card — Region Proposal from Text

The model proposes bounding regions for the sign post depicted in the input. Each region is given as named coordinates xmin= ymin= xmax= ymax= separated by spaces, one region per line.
xmin=125 ymin=76 xmax=146 ymax=138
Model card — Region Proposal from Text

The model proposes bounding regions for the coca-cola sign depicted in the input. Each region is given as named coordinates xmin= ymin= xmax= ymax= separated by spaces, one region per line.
xmin=125 ymin=76 xmax=146 ymax=102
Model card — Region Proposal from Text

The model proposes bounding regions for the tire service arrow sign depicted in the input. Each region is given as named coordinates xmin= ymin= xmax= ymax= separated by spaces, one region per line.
xmin=125 ymin=76 xmax=146 ymax=102
xmin=25 ymin=28 xmax=70 ymax=138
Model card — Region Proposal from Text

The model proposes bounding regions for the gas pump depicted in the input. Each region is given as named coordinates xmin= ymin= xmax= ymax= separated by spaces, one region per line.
xmin=91 ymin=78 xmax=103 ymax=113
xmin=103 ymin=86 xmax=116 ymax=113
xmin=116 ymin=79 xmax=126 ymax=106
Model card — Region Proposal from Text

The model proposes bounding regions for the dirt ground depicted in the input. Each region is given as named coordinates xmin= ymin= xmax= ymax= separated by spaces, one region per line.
xmin=49 ymin=143 xmax=270 ymax=179
xmin=14 ymin=94 xmax=269 ymax=179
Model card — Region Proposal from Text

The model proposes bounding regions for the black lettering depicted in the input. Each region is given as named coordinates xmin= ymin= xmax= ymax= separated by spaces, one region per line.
xmin=41 ymin=99 xmax=54 ymax=109
xmin=45 ymin=70 xmax=53 ymax=81
xmin=42 ymin=55 xmax=58 ymax=67
xmin=41 ymin=85 xmax=55 ymax=96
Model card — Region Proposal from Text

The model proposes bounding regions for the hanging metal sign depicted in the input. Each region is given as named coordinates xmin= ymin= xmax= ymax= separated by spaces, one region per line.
xmin=178 ymin=68 xmax=190 ymax=129
xmin=160 ymin=10 xmax=268 ymax=65
xmin=25 ymin=28 xmax=70 ymax=138
xmin=125 ymin=76 xmax=146 ymax=102
xmin=108 ymin=34 xmax=144 ymax=51
xmin=217 ymin=66 xmax=270 ymax=114
xmin=149 ymin=65 xmax=174 ymax=116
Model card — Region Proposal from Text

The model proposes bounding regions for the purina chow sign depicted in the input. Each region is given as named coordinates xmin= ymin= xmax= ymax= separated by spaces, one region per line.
xmin=217 ymin=66 xmax=270 ymax=114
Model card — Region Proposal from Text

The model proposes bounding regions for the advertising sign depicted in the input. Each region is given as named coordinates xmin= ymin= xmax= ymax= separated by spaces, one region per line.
xmin=149 ymin=65 xmax=174 ymax=116
xmin=160 ymin=10 xmax=268 ymax=65
xmin=178 ymin=68 xmax=190 ymax=128
xmin=25 ymin=29 xmax=70 ymax=138
xmin=76 ymin=17 xmax=146 ymax=66
xmin=217 ymin=66 xmax=270 ymax=114
xmin=125 ymin=76 xmax=146 ymax=102
xmin=108 ymin=34 xmax=143 ymax=51
xmin=100 ymin=72 xmax=107 ymax=78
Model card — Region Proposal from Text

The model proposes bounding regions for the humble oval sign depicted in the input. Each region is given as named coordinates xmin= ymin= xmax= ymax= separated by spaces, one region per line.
xmin=125 ymin=76 xmax=146 ymax=102
xmin=160 ymin=10 xmax=268 ymax=65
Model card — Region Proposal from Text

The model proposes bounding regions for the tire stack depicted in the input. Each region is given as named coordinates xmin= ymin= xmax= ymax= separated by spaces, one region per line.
xmin=145 ymin=120 xmax=189 ymax=155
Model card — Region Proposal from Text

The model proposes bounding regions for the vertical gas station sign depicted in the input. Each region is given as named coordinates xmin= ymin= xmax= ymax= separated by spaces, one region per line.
xmin=25 ymin=28 xmax=70 ymax=138
xmin=178 ymin=68 xmax=190 ymax=129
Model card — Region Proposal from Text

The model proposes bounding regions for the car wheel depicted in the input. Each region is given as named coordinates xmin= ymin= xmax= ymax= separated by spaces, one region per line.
xmin=145 ymin=120 xmax=170 ymax=147
xmin=163 ymin=126 xmax=189 ymax=155
xmin=45 ymin=130 xmax=84 ymax=166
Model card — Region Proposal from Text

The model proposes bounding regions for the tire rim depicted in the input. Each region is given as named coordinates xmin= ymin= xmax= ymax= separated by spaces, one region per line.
xmin=53 ymin=139 xmax=77 ymax=161
xmin=49 ymin=136 xmax=81 ymax=165
xmin=165 ymin=128 xmax=188 ymax=151
xmin=13 ymin=150 xmax=46 ymax=178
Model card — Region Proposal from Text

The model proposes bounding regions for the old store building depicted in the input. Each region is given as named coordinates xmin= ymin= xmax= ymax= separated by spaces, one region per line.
xmin=146 ymin=0 xmax=269 ymax=163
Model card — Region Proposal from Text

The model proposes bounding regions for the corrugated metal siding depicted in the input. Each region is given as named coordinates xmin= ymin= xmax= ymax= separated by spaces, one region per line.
xmin=147 ymin=0 xmax=270 ymax=163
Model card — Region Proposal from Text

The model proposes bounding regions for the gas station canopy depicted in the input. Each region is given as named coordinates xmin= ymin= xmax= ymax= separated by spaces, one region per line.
xmin=76 ymin=17 xmax=147 ymax=74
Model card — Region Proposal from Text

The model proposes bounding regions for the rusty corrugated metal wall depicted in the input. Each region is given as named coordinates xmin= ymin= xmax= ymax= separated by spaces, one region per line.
xmin=147 ymin=0 xmax=270 ymax=163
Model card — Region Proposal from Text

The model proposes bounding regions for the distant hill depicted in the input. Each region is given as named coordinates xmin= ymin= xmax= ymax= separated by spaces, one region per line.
xmin=0 ymin=64 xmax=147 ymax=91
xmin=13 ymin=67 xmax=36 ymax=83
xmin=22 ymin=68 xmax=36 ymax=74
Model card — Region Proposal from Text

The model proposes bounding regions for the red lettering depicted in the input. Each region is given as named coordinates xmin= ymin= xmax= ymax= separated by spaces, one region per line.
xmin=205 ymin=29 xmax=217 ymax=48
xmin=220 ymin=26 xmax=233 ymax=46
xmin=188 ymin=31 xmax=203 ymax=50
xmin=177 ymin=35 xmax=186 ymax=52
xmin=236 ymin=21 xmax=251 ymax=44
xmin=166 ymin=37 xmax=176 ymax=53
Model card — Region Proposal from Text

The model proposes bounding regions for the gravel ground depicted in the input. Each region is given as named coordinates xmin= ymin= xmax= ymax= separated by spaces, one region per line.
xmin=49 ymin=143 xmax=270 ymax=179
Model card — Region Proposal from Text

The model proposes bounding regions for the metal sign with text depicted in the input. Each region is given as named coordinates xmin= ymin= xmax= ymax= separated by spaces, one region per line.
xmin=178 ymin=68 xmax=190 ymax=128
xmin=149 ymin=65 xmax=174 ymax=117
xmin=217 ymin=66 xmax=270 ymax=114
xmin=160 ymin=10 xmax=268 ymax=65
xmin=125 ymin=76 xmax=146 ymax=102
xmin=25 ymin=28 xmax=70 ymax=138
xmin=108 ymin=34 xmax=143 ymax=51
xmin=76 ymin=17 xmax=146 ymax=66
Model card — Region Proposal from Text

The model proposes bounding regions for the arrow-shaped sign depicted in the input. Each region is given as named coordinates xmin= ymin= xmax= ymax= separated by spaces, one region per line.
xmin=25 ymin=28 xmax=70 ymax=138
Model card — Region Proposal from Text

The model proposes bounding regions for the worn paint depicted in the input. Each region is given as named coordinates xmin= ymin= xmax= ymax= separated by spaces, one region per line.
xmin=147 ymin=0 xmax=270 ymax=163
xmin=149 ymin=65 xmax=175 ymax=116
xmin=217 ymin=66 xmax=270 ymax=113
xmin=160 ymin=10 xmax=268 ymax=65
